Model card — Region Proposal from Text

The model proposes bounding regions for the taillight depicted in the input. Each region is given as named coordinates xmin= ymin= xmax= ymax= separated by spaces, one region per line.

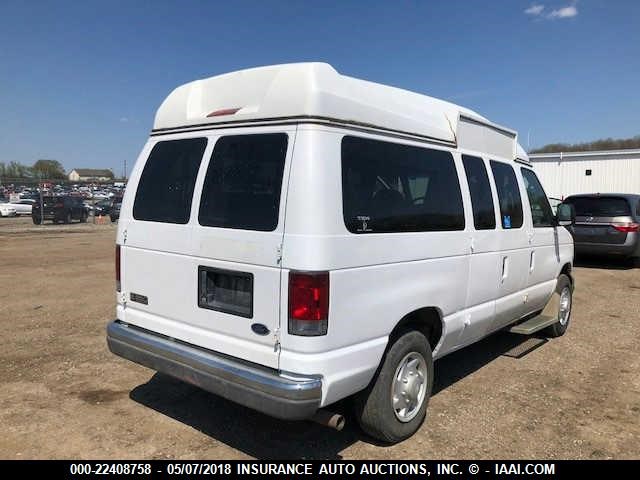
xmin=115 ymin=245 xmax=121 ymax=292
xmin=612 ymin=222 xmax=640 ymax=233
xmin=288 ymin=271 xmax=329 ymax=336
xmin=55 ymin=202 xmax=63 ymax=208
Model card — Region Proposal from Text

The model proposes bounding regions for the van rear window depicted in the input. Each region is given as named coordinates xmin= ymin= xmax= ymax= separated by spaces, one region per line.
xmin=133 ymin=138 xmax=207 ymax=224
xmin=342 ymin=136 xmax=465 ymax=233
xmin=198 ymin=133 xmax=288 ymax=231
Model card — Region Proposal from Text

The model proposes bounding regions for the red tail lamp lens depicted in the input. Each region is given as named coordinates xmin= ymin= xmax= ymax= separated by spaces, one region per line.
xmin=288 ymin=271 xmax=329 ymax=336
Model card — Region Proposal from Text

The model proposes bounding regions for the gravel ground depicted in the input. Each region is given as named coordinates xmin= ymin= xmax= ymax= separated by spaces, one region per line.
xmin=1 ymin=215 xmax=639 ymax=459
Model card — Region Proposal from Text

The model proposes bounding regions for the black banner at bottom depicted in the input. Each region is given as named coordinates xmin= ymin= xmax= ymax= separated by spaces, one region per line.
xmin=2 ymin=460 xmax=637 ymax=479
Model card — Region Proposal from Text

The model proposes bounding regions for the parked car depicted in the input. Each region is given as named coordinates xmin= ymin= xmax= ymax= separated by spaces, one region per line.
xmin=107 ymin=63 xmax=575 ymax=443
xmin=0 ymin=201 xmax=17 ymax=217
xmin=562 ymin=193 xmax=640 ymax=260
xmin=110 ymin=201 xmax=121 ymax=222
xmin=32 ymin=196 xmax=88 ymax=224
xmin=6 ymin=198 xmax=35 ymax=216
xmin=93 ymin=199 xmax=113 ymax=216
xmin=92 ymin=191 xmax=110 ymax=200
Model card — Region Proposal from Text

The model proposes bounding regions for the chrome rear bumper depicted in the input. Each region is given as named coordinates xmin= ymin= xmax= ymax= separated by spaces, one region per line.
xmin=107 ymin=320 xmax=322 ymax=420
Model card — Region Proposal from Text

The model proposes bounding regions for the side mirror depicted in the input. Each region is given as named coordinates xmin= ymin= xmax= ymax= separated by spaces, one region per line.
xmin=556 ymin=203 xmax=575 ymax=226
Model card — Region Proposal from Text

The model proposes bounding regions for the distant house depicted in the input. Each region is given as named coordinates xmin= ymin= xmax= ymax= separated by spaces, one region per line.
xmin=68 ymin=169 xmax=114 ymax=182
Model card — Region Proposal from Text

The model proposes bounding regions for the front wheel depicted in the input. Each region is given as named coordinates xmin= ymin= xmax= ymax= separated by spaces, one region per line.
xmin=353 ymin=330 xmax=433 ymax=443
xmin=544 ymin=274 xmax=572 ymax=338
xmin=65 ymin=211 xmax=72 ymax=224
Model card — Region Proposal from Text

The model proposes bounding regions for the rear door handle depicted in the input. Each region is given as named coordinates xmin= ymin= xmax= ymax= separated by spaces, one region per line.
xmin=529 ymin=251 xmax=535 ymax=273
xmin=501 ymin=256 xmax=509 ymax=283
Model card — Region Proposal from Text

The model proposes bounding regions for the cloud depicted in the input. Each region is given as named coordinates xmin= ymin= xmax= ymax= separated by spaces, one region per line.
xmin=119 ymin=117 xmax=129 ymax=123
xmin=524 ymin=2 xmax=579 ymax=20
xmin=548 ymin=5 xmax=578 ymax=18
xmin=524 ymin=4 xmax=545 ymax=16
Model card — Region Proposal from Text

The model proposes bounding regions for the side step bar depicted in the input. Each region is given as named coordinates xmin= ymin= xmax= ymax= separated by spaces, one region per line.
xmin=509 ymin=314 xmax=557 ymax=335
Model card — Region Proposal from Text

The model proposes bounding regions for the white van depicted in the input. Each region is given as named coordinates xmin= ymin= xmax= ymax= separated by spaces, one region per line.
xmin=107 ymin=63 xmax=575 ymax=443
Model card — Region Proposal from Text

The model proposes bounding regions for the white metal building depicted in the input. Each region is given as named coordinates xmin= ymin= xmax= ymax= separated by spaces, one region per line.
xmin=529 ymin=149 xmax=640 ymax=199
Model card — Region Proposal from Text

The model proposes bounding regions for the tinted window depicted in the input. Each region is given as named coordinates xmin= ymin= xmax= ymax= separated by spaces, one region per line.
xmin=133 ymin=138 xmax=206 ymax=224
xmin=199 ymin=133 xmax=288 ymax=231
xmin=490 ymin=161 xmax=523 ymax=229
xmin=462 ymin=155 xmax=495 ymax=230
xmin=342 ymin=136 xmax=465 ymax=233
xmin=521 ymin=168 xmax=554 ymax=227
xmin=563 ymin=196 xmax=631 ymax=217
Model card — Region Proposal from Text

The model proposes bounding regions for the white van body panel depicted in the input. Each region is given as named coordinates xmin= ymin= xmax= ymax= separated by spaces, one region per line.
xmin=273 ymin=126 xmax=472 ymax=405
xmin=117 ymin=126 xmax=297 ymax=370
xmin=153 ymin=62 xmax=494 ymax=144
xmin=110 ymin=63 xmax=575 ymax=416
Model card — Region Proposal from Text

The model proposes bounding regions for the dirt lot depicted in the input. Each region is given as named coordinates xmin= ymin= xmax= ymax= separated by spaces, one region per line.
xmin=1 ymin=215 xmax=639 ymax=459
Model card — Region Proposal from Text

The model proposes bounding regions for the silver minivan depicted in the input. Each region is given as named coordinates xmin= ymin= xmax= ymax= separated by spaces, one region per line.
xmin=563 ymin=194 xmax=640 ymax=261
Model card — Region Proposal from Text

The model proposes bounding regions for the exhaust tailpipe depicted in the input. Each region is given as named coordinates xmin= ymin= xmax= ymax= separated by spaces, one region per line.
xmin=311 ymin=410 xmax=345 ymax=431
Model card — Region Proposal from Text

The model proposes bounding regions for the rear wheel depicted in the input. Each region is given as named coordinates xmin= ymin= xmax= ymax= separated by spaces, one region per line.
xmin=544 ymin=274 xmax=572 ymax=338
xmin=626 ymin=256 xmax=640 ymax=268
xmin=65 ymin=211 xmax=72 ymax=224
xmin=353 ymin=330 xmax=433 ymax=443
xmin=32 ymin=216 xmax=41 ymax=224
xmin=80 ymin=211 xmax=87 ymax=223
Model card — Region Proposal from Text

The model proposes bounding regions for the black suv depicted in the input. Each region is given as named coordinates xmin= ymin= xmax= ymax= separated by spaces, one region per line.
xmin=32 ymin=196 xmax=88 ymax=224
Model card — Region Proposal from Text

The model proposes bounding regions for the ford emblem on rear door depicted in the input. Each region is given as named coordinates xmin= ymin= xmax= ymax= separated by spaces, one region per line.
xmin=251 ymin=323 xmax=270 ymax=336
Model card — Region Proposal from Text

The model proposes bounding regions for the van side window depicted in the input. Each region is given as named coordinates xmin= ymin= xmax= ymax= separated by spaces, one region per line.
xmin=489 ymin=161 xmax=523 ymax=229
xmin=462 ymin=155 xmax=496 ymax=230
xmin=199 ymin=133 xmax=288 ymax=231
xmin=521 ymin=168 xmax=554 ymax=227
xmin=342 ymin=136 xmax=465 ymax=233
xmin=133 ymin=138 xmax=207 ymax=224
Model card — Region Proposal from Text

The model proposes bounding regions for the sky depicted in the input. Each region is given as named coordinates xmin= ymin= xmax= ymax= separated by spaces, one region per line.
xmin=1 ymin=0 xmax=639 ymax=176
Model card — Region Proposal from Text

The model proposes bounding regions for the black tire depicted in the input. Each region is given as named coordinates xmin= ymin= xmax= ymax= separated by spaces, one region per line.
xmin=544 ymin=274 xmax=572 ymax=338
xmin=626 ymin=256 xmax=640 ymax=268
xmin=65 ymin=211 xmax=72 ymax=224
xmin=353 ymin=330 xmax=433 ymax=443
xmin=32 ymin=216 xmax=41 ymax=224
xmin=80 ymin=212 xmax=87 ymax=223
